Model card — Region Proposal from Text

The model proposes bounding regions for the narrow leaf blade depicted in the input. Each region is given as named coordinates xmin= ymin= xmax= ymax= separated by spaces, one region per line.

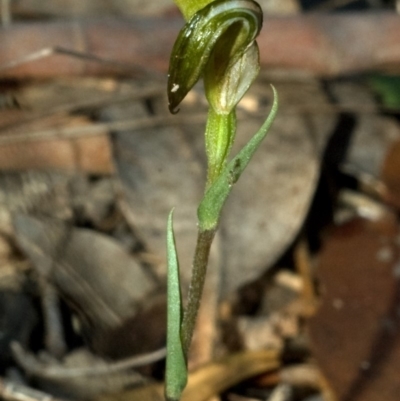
xmin=165 ymin=210 xmax=188 ymax=401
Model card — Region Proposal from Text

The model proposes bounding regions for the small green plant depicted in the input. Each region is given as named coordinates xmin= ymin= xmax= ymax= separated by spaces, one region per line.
xmin=165 ymin=1 xmax=278 ymax=400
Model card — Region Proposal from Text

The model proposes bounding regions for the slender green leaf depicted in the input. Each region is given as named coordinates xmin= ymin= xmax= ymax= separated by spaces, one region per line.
xmin=198 ymin=86 xmax=278 ymax=231
xmin=165 ymin=210 xmax=188 ymax=401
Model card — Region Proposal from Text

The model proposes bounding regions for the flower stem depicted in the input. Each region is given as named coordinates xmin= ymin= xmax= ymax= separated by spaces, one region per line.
xmin=205 ymin=109 xmax=236 ymax=189
xmin=180 ymin=228 xmax=216 ymax=357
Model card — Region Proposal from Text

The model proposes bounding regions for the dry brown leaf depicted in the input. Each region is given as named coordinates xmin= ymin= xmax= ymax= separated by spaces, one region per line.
xmin=331 ymin=81 xmax=400 ymax=178
xmin=0 ymin=79 xmax=166 ymax=173
xmin=98 ymin=349 xmax=280 ymax=401
xmin=0 ymin=114 xmax=113 ymax=173
xmin=13 ymin=215 xmax=157 ymax=336
xmin=309 ymin=214 xmax=400 ymax=401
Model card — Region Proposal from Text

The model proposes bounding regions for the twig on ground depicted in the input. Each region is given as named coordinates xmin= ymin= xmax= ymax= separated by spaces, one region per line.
xmin=1 ymin=14 xmax=400 ymax=78
xmin=0 ymin=377 xmax=66 ymax=401
xmin=11 ymin=342 xmax=166 ymax=378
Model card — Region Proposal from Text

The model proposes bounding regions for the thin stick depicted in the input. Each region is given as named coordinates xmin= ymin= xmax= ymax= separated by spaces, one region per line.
xmin=0 ymin=46 xmax=160 ymax=78
xmin=1 ymin=102 xmax=397 ymax=147
xmin=40 ymin=281 xmax=67 ymax=358
xmin=0 ymin=378 xmax=65 ymax=401
xmin=0 ymin=113 xmax=207 ymax=145
xmin=11 ymin=342 xmax=166 ymax=378
xmin=294 ymin=240 xmax=317 ymax=316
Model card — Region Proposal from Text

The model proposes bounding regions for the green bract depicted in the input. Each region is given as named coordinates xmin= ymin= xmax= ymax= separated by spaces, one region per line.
xmin=198 ymin=86 xmax=278 ymax=230
xmin=167 ymin=0 xmax=263 ymax=114
xmin=204 ymin=40 xmax=260 ymax=114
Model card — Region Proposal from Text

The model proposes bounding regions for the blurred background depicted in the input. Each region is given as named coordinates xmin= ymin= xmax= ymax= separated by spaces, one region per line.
xmin=0 ymin=1 xmax=400 ymax=401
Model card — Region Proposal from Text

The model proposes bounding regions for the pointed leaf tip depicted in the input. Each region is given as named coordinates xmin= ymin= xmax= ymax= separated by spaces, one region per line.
xmin=165 ymin=210 xmax=188 ymax=401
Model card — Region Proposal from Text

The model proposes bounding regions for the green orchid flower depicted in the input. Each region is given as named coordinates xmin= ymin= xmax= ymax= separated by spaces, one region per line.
xmin=168 ymin=0 xmax=263 ymax=185
xmin=168 ymin=0 xmax=262 ymax=115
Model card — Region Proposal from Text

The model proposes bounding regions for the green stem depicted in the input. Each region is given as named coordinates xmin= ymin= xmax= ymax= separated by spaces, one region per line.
xmin=180 ymin=228 xmax=216 ymax=357
xmin=205 ymin=108 xmax=236 ymax=189
xmin=180 ymin=107 xmax=231 ymax=360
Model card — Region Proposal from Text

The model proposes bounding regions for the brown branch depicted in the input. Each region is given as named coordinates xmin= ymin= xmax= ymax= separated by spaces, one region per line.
xmin=257 ymin=12 xmax=400 ymax=76
xmin=0 ymin=13 xmax=399 ymax=78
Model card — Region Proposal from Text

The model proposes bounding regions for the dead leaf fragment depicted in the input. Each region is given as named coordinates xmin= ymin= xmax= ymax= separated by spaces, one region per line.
xmin=98 ymin=349 xmax=280 ymax=401
xmin=13 ymin=215 xmax=157 ymax=336
xmin=0 ymin=114 xmax=113 ymax=173
xmin=309 ymin=215 xmax=400 ymax=401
